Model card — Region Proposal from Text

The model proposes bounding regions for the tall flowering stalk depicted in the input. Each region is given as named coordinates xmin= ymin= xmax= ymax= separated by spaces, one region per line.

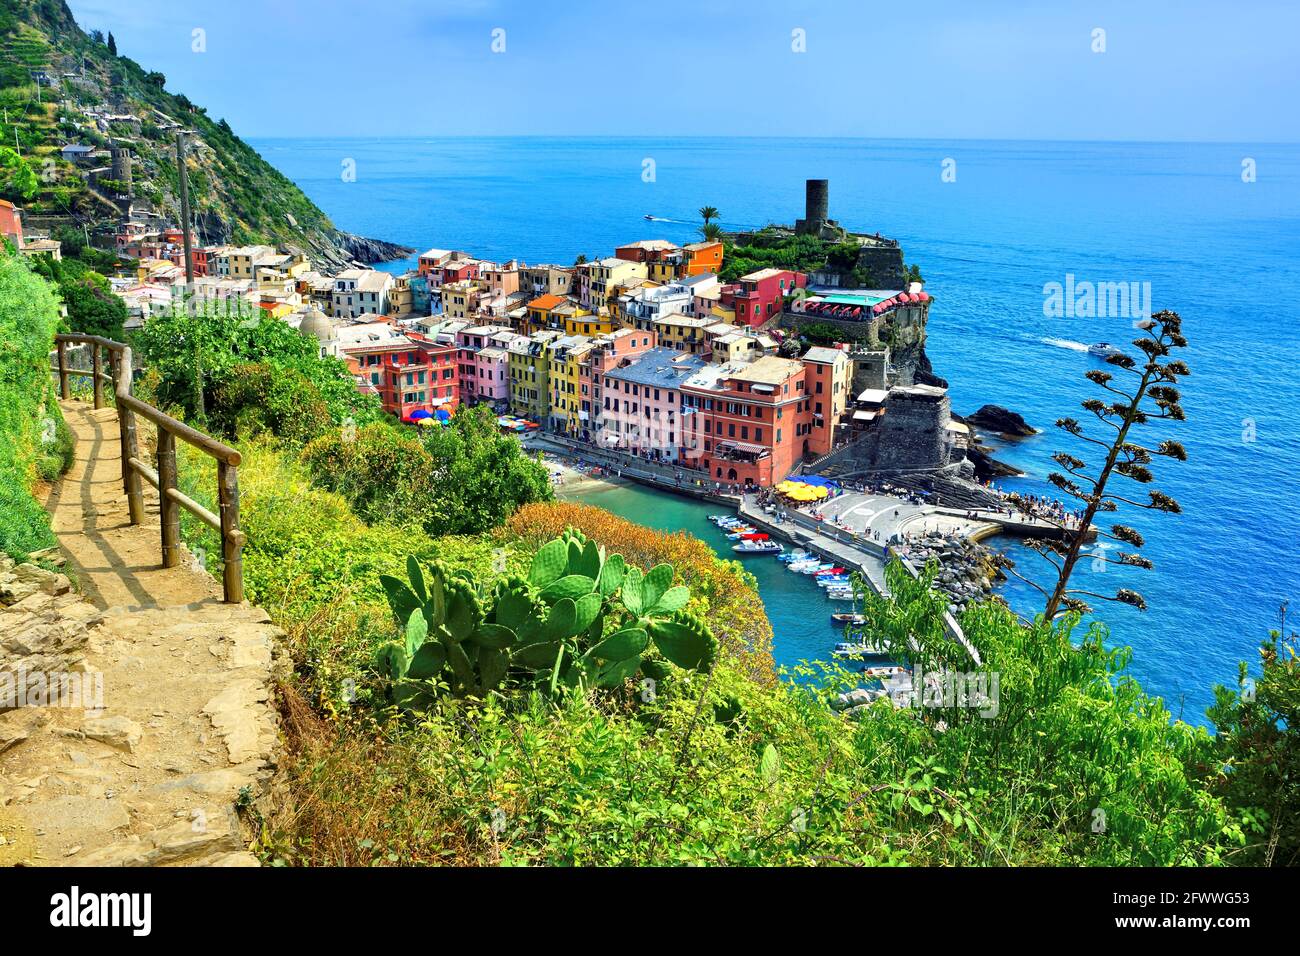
xmin=1009 ymin=310 xmax=1190 ymax=620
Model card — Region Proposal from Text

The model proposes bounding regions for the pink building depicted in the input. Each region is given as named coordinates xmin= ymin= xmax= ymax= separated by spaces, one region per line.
xmin=456 ymin=325 xmax=513 ymax=407
xmin=597 ymin=345 xmax=706 ymax=461
xmin=723 ymin=268 xmax=806 ymax=328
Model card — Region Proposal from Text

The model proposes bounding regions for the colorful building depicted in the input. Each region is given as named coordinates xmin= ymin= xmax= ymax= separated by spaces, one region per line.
xmin=547 ymin=336 xmax=595 ymax=437
xmin=681 ymin=355 xmax=812 ymax=487
xmin=723 ymin=268 xmax=806 ymax=329
xmin=589 ymin=258 xmax=648 ymax=316
xmin=800 ymin=346 xmax=853 ymax=458
xmin=525 ymin=293 xmax=569 ymax=331
xmin=599 ymin=346 xmax=706 ymax=461
xmin=341 ymin=335 xmax=459 ymax=421
xmin=653 ymin=313 xmax=715 ymax=355
xmin=682 ymin=241 xmax=724 ymax=277
xmin=456 ymin=324 xmax=513 ymax=407
xmin=507 ymin=330 xmax=563 ymax=422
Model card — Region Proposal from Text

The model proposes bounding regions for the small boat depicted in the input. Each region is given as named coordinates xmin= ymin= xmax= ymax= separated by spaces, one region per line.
xmin=733 ymin=539 xmax=783 ymax=555
xmin=832 ymin=640 xmax=887 ymax=658
xmin=779 ymin=550 xmax=811 ymax=564
xmin=725 ymin=527 xmax=758 ymax=539
xmin=644 ymin=214 xmax=654 ymax=220
xmin=813 ymin=567 xmax=846 ymax=576
xmin=831 ymin=612 xmax=867 ymax=626
xmin=1088 ymin=342 xmax=1125 ymax=359
xmin=797 ymin=563 xmax=836 ymax=575
xmin=826 ymin=589 xmax=856 ymax=601
xmin=817 ymin=576 xmax=851 ymax=587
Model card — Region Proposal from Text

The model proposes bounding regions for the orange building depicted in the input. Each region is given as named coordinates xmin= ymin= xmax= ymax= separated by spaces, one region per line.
xmin=682 ymin=241 xmax=723 ymax=276
xmin=681 ymin=355 xmax=812 ymax=488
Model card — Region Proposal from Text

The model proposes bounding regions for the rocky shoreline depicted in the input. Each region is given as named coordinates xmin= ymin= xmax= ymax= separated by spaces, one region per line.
xmin=893 ymin=533 xmax=1005 ymax=618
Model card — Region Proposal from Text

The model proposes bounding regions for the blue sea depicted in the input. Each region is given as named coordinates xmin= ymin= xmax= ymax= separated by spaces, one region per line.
xmin=251 ymin=136 xmax=1300 ymax=724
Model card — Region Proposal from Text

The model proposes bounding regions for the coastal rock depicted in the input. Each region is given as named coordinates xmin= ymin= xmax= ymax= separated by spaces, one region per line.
xmin=336 ymin=231 xmax=416 ymax=265
xmin=961 ymin=404 xmax=1036 ymax=437
xmin=965 ymin=443 xmax=1022 ymax=481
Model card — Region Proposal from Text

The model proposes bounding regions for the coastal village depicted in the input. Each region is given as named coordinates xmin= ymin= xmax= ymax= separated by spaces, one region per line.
xmin=6 ymin=175 xmax=986 ymax=497
xmin=8 ymin=159 xmax=1082 ymax=638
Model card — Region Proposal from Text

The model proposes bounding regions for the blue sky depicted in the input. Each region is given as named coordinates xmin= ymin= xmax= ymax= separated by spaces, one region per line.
xmin=66 ymin=0 xmax=1299 ymax=142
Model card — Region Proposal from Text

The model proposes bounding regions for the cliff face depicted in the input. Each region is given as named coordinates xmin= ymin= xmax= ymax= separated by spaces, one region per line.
xmin=0 ymin=0 xmax=412 ymax=265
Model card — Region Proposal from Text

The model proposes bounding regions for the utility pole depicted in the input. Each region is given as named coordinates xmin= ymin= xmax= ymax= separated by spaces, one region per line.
xmin=176 ymin=130 xmax=204 ymax=421
xmin=176 ymin=130 xmax=195 ymax=287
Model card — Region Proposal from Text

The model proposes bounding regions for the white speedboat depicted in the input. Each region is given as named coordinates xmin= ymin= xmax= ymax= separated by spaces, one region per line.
xmin=1088 ymin=342 xmax=1125 ymax=359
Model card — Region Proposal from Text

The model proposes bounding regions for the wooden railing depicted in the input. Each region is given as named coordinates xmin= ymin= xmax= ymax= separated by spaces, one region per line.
xmin=52 ymin=334 xmax=245 ymax=603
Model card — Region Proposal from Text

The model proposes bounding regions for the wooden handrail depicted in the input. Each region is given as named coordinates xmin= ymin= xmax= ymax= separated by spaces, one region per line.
xmin=51 ymin=333 xmax=245 ymax=603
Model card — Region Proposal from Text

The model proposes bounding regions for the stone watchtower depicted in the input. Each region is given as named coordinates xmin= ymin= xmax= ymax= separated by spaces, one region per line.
xmin=110 ymin=146 xmax=132 ymax=195
xmin=795 ymin=178 xmax=846 ymax=241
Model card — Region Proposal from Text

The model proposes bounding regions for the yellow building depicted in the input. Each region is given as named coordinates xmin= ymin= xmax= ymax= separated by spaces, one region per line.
xmin=652 ymin=312 xmax=714 ymax=355
xmin=441 ymin=280 xmax=480 ymax=320
xmin=590 ymin=258 xmax=648 ymax=315
xmin=525 ymin=293 xmax=568 ymax=331
xmin=558 ymin=300 xmax=613 ymax=337
xmin=227 ymin=245 xmax=276 ymax=280
xmin=547 ymin=335 xmax=594 ymax=436
xmin=507 ymin=330 xmax=562 ymax=421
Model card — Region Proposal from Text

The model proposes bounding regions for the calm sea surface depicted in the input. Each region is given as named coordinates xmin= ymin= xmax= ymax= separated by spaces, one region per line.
xmin=250 ymin=136 xmax=1300 ymax=723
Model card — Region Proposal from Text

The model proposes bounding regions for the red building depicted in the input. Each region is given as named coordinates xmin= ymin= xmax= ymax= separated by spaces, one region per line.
xmin=342 ymin=335 xmax=459 ymax=421
xmin=723 ymin=268 xmax=806 ymax=328
xmin=614 ymin=239 xmax=678 ymax=263
xmin=681 ymin=355 xmax=812 ymax=488
xmin=441 ymin=259 xmax=480 ymax=286
xmin=0 ymin=199 xmax=22 ymax=247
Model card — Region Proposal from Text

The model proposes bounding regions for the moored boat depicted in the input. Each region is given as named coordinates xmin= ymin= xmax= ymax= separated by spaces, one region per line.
xmin=733 ymin=539 xmax=783 ymax=554
xmin=831 ymin=612 xmax=867 ymax=626
xmin=832 ymin=640 xmax=888 ymax=658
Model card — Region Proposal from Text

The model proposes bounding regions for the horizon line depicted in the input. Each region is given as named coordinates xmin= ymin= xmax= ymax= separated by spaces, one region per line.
xmin=240 ymin=133 xmax=1299 ymax=148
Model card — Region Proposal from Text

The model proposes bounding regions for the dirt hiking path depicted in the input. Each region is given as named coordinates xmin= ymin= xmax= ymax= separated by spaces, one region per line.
xmin=0 ymin=400 xmax=281 ymax=866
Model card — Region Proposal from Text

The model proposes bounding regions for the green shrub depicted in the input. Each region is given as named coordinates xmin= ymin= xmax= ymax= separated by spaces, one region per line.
xmin=302 ymin=405 xmax=553 ymax=537
xmin=0 ymin=249 xmax=69 ymax=560
xmin=210 ymin=361 xmax=334 ymax=445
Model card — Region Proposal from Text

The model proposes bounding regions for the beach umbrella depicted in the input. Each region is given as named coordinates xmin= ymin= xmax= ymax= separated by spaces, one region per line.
xmin=417 ymin=417 xmax=439 ymax=426
xmin=434 ymin=408 xmax=452 ymax=422
xmin=409 ymin=409 xmax=433 ymax=420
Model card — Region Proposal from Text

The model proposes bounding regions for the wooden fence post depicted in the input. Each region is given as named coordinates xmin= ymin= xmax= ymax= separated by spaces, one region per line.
xmin=92 ymin=344 xmax=103 ymax=409
xmin=56 ymin=340 xmax=69 ymax=400
xmin=123 ymin=406 xmax=144 ymax=526
xmin=157 ymin=429 xmax=180 ymax=568
xmin=217 ymin=461 xmax=243 ymax=603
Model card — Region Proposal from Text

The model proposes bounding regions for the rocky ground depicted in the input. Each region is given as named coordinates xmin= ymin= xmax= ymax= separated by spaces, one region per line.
xmin=0 ymin=401 xmax=285 ymax=867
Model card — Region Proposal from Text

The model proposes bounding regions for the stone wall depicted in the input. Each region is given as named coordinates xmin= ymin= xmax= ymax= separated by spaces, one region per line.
xmin=855 ymin=244 xmax=906 ymax=289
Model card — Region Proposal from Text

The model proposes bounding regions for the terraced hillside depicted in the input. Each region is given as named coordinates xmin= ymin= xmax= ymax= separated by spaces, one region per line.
xmin=0 ymin=0 xmax=408 ymax=267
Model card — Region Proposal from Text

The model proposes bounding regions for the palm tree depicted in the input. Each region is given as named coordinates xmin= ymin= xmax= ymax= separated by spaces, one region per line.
xmin=698 ymin=206 xmax=719 ymax=227
xmin=699 ymin=222 xmax=724 ymax=241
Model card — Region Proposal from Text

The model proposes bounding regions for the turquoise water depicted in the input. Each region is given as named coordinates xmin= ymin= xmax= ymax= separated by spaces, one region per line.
xmin=561 ymin=481 xmax=853 ymax=670
xmin=250 ymin=135 xmax=1300 ymax=722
